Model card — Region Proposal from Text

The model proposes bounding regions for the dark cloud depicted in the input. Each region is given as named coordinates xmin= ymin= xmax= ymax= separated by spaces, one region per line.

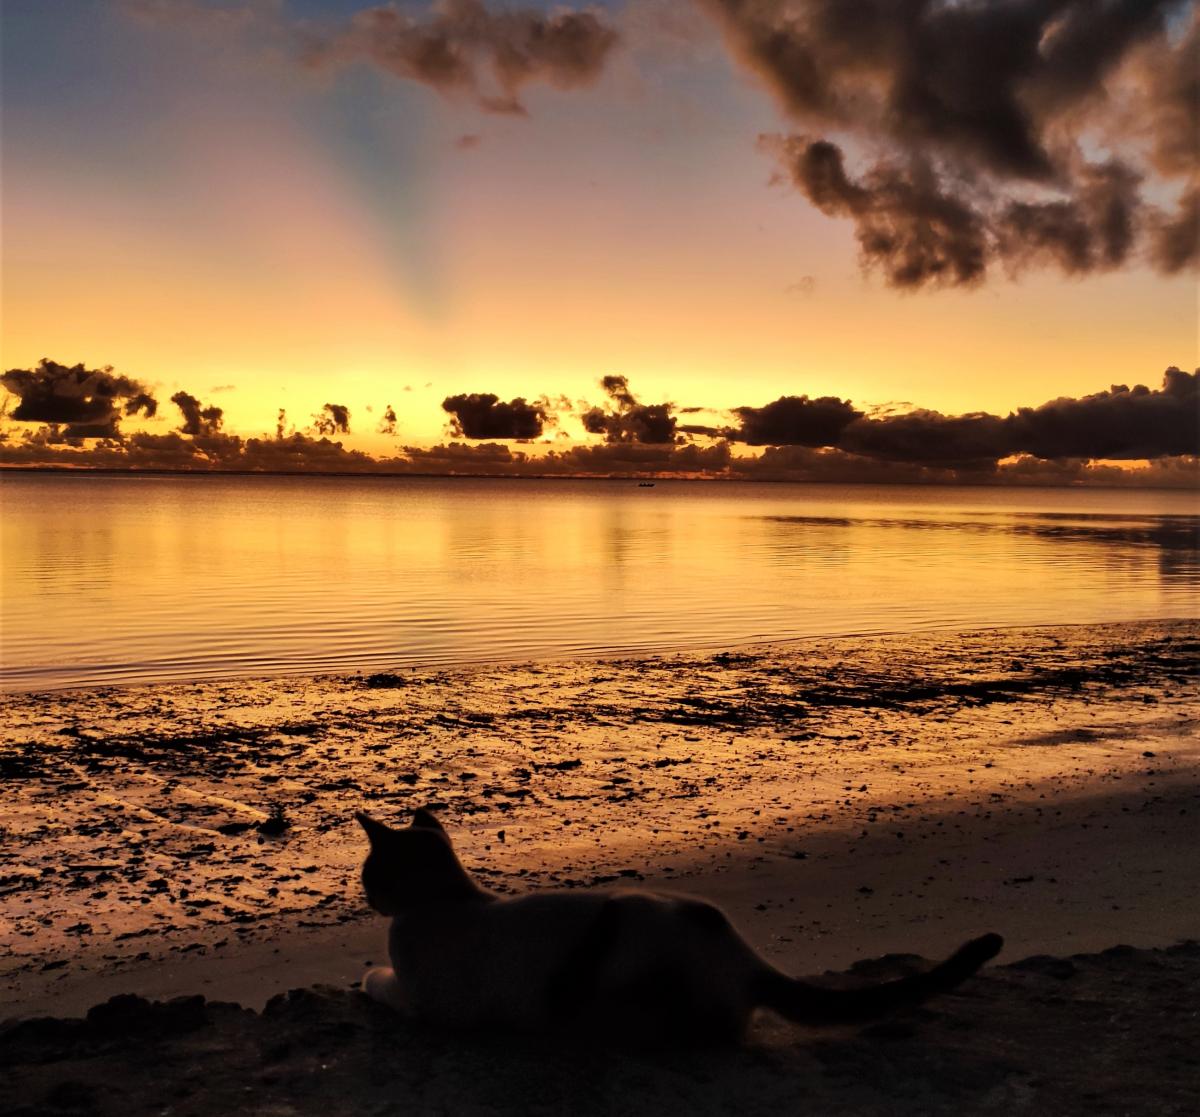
xmin=769 ymin=137 xmax=1151 ymax=288
xmin=312 ymin=402 xmax=351 ymax=436
xmin=705 ymin=0 xmax=1197 ymax=287
xmin=1008 ymin=367 xmax=1199 ymax=460
xmin=582 ymin=403 xmax=677 ymax=443
xmin=441 ymin=393 xmax=547 ymax=439
xmin=309 ymin=0 xmax=620 ymax=115
xmin=581 ymin=375 xmax=679 ymax=444
xmin=1 ymin=358 xmax=157 ymax=439
xmin=1148 ymin=185 xmax=1200 ymax=274
xmin=767 ymin=137 xmax=990 ymax=288
xmin=841 ymin=410 xmax=1012 ymax=469
xmin=125 ymin=393 xmax=158 ymax=417
xmin=171 ymin=390 xmax=224 ymax=437
xmin=704 ymin=0 xmax=1179 ymax=178
xmin=996 ymin=161 xmax=1142 ymax=275
xmin=730 ymin=392 xmax=862 ymax=446
xmin=599 ymin=373 xmax=636 ymax=408
xmin=1136 ymin=9 xmax=1200 ymax=179
xmin=378 ymin=404 xmax=398 ymax=436
xmin=129 ymin=0 xmax=619 ymax=115
xmin=734 ymin=367 xmax=1198 ymax=467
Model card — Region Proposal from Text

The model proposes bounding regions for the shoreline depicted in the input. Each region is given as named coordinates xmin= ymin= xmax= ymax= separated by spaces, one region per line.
xmin=7 ymin=612 xmax=1197 ymax=698
xmin=3 ymin=618 xmax=1197 ymax=1022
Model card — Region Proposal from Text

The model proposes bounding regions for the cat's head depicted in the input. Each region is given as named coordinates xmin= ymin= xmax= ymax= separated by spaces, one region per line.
xmin=355 ymin=808 xmax=481 ymax=914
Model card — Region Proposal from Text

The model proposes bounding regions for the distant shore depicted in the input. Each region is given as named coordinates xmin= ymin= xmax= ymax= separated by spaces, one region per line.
xmin=2 ymin=619 xmax=1197 ymax=1023
xmin=3 ymin=464 xmax=1198 ymax=491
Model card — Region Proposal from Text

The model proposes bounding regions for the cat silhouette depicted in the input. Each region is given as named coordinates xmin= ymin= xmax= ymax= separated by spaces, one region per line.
xmin=357 ymin=807 xmax=1002 ymax=1045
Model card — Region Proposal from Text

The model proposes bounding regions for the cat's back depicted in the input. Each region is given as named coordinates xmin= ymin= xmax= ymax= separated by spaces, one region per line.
xmin=392 ymin=888 xmax=613 ymax=976
xmin=388 ymin=887 xmax=758 ymax=1029
xmin=387 ymin=888 xmax=610 ymax=1026
xmin=400 ymin=886 xmax=726 ymax=956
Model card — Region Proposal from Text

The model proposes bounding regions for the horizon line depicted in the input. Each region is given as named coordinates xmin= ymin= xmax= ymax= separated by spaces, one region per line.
xmin=2 ymin=463 xmax=1196 ymax=494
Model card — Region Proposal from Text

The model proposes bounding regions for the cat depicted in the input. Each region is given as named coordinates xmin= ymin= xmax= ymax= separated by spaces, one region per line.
xmin=356 ymin=807 xmax=1003 ymax=1045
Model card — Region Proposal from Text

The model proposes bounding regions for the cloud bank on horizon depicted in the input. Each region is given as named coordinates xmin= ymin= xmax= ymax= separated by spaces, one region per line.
xmin=3 ymin=358 xmax=1196 ymax=487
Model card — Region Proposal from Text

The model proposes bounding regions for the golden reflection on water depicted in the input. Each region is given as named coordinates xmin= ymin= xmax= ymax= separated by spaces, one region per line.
xmin=2 ymin=475 xmax=1197 ymax=690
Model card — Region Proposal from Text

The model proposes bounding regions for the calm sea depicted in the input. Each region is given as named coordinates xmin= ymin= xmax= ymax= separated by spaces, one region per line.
xmin=2 ymin=473 xmax=1197 ymax=691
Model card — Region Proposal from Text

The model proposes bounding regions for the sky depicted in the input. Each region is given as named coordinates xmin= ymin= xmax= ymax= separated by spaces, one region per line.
xmin=1 ymin=0 xmax=1197 ymax=483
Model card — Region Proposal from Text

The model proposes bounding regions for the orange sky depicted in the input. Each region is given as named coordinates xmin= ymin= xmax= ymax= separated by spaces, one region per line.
xmin=1 ymin=1 xmax=1196 ymax=463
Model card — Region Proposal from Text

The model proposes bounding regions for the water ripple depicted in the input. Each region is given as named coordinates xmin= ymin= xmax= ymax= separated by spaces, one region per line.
xmin=2 ymin=474 xmax=1197 ymax=691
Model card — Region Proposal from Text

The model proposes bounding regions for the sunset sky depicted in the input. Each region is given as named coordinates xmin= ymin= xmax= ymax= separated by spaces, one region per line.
xmin=1 ymin=0 xmax=1197 ymax=480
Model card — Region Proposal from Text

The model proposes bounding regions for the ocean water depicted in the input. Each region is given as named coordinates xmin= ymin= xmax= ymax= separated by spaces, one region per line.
xmin=1 ymin=473 xmax=1197 ymax=691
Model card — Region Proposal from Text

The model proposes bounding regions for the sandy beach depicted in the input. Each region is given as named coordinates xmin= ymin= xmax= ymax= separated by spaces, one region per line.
xmin=3 ymin=620 xmax=1198 ymax=1112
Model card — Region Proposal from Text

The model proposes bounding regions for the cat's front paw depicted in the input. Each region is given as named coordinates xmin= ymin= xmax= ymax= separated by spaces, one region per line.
xmin=362 ymin=966 xmax=407 ymax=1014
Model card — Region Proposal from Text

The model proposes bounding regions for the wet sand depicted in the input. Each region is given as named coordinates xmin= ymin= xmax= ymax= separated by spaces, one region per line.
xmin=2 ymin=620 xmax=1198 ymax=1111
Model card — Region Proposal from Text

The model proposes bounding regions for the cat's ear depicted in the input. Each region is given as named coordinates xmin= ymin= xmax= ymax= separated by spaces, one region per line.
xmin=355 ymin=811 xmax=394 ymax=846
xmin=410 ymin=807 xmax=446 ymax=833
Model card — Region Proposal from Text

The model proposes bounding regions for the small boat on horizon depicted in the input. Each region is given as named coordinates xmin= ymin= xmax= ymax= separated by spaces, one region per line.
xmin=637 ymin=481 xmax=655 ymax=487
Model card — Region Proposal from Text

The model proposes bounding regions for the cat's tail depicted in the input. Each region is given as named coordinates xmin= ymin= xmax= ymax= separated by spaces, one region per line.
xmin=753 ymin=932 xmax=1002 ymax=1025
